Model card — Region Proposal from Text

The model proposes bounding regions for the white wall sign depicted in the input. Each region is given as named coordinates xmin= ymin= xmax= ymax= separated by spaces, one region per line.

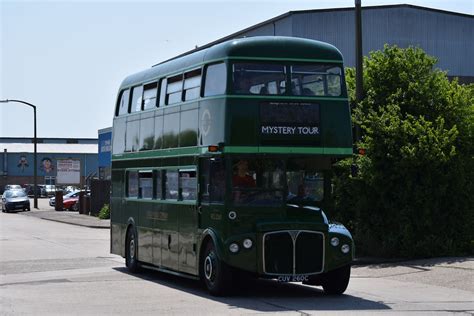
xmin=56 ymin=159 xmax=81 ymax=185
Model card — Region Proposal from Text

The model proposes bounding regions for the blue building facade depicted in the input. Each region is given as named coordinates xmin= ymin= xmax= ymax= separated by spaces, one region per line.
xmin=0 ymin=138 xmax=98 ymax=190
xmin=98 ymin=127 xmax=112 ymax=180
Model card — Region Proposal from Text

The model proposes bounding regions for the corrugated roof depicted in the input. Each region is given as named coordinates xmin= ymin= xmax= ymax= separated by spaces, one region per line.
xmin=0 ymin=143 xmax=98 ymax=154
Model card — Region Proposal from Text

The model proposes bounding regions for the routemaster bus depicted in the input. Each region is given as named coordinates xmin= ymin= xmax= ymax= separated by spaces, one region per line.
xmin=111 ymin=36 xmax=354 ymax=296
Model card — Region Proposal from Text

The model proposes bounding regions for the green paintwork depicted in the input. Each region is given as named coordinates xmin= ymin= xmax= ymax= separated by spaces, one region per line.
xmin=110 ymin=36 xmax=354 ymax=281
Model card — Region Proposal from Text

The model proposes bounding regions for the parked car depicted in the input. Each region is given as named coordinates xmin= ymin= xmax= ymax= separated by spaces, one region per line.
xmin=49 ymin=190 xmax=80 ymax=207
xmin=63 ymin=195 xmax=80 ymax=211
xmin=45 ymin=185 xmax=56 ymax=196
xmin=24 ymin=184 xmax=47 ymax=197
xmin=1 ymin=189 xmax=30 ymax=212
xmin=4 ymin=184 xmax=22 ymax=191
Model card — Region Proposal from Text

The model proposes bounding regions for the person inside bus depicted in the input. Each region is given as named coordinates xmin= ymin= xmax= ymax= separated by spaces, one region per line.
xmin=234 ymin=74 xmax=252 ymax=94
xmin=232 ymin=160 xmax=256 ymax=187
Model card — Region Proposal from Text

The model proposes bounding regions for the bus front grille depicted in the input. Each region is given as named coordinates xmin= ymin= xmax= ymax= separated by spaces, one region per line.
xmin=263 ymin=230 xmax=324 ymax=275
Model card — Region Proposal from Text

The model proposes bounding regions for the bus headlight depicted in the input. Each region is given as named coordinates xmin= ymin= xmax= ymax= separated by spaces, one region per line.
xmin=341 ymin=244 xmax=350 ymax=254
xmin=243 ymin=238 xmax=253 ymax=249
xmin=229 ymin=243 xmax=239 ymax=253
xmin=330 ymin=237 xmax=340 ymax=247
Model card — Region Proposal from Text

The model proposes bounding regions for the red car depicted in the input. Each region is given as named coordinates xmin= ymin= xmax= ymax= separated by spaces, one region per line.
xmin=63 ymin=196 xmax=79 ymax=211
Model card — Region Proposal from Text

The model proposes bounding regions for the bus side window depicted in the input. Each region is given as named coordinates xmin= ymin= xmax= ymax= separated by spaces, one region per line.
xmin=127 ymin=171 xmax=138 ymax=198
xmin=166 ymin=74 xmax=183 ymax=105
xmin=179 ymin=170 xmax=197 ymax=201
xmin=138 ymin=171 xmax=153 ymax=199
xmin=159 ymin=78 xmax=167 ymax=106
xmin=200 ymin=158 xmax=224 ymax=204
xmin=143 ymin=82 xmax=158 ymax=110
xmin=204 ymin=62 xmax=226 ymax=97
xmin=184 ymin=69 xmax=201 ymax=101
xmin=209 ymin=159 xmax=225 ymax=203
xmin=116 ymin=89 xmax=130 ymax=116
xmin=164 ymin=170 xmax=179 ymax=200
xmin=130 ymin=85 xmax=144 ymax=112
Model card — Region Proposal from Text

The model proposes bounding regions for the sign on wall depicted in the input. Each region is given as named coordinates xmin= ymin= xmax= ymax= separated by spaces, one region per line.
xmin=56 ymin=159 xmax=81 ymax=185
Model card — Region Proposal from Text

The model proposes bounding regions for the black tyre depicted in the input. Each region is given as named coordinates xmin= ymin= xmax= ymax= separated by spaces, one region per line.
xmin=71 ymin=203 xmax=79 ymax=212
xmin=321 ymin=264 xmax=351 ymax=295
xmin=125 ymin=227 xmax=140 ymax=273
xmin=201 ymin=241 xmax=233 ymax=296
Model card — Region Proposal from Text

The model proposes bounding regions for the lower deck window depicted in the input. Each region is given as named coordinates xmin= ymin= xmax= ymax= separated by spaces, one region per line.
xmin=179 ymin=170 xmax=197 ymax=201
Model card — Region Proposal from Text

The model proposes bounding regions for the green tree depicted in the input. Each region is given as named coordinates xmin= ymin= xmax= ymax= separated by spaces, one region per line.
xmin=333 ymin=45 xmax=474 ymax=257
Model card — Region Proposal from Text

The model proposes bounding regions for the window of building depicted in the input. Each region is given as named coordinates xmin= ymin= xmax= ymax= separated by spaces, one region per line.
xmin=204 ymin=62 xmax=227 ymax=97
xmin=127 ymin=171 xmax=138 ymax=198
xmin=183 ymin=69 xmax=201 ymax=101
xmin=165 ymin=170 xmax=178 ymax=200
xmin=116 ymin=89 xmax=130 ymax=116
xmin=166 ymin=75 xmax=183 ymax=105
xmin=179 ymin=169 xmax=197 ymax=201
xmin=143 ymin=82 xmax=158 ymax=110
xmin=138 ymin=171 xmax=153 ymax=199
xmin=130 ymin=86 xmax=144 ymax=112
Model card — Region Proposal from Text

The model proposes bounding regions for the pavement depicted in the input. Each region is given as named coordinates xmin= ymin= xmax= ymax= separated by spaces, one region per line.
xmin=19 ymin=198 xmax=110 ymax=229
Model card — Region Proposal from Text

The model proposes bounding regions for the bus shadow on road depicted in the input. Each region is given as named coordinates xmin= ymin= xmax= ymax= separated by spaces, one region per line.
xmin=114 ymin=267 xmax=390 ymax=312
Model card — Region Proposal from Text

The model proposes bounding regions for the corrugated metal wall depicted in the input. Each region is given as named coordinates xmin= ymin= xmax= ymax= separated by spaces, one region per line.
xmin=237 ymin=7 xmax=473 ymax=78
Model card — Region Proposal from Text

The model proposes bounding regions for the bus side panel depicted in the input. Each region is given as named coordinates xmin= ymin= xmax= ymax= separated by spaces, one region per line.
xmin=198 ymin=98 xmax=226 ymax=147
xmin=160 ymin=202 xmax=179 ymax=270
xmin=111 ymin=168 xmax=125 ymax=257
xmin=178 ymin=203 xmax=198 ymax=275
xmin=152 ymin=202 xmax=162 ymax=267
xmin=137 ymin=200 xmax=154 ymax=264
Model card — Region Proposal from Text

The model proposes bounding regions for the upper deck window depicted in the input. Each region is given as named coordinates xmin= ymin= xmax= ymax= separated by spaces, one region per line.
xmin=166 ymin=75 xmax=183 ymax=105
xmin=291 ymin=65 xmax=342 ymax=97
xmin=116 ymin=89 xmax=130 ymax=116
xmin=130 ymin=85 xmax=144 ymax=112
xmin=204 ymin=63 xmax=226 ymax=97
xmin=184 ymin=69 xmax=202 ymax=101
xmin=143 ymin=82 xmax=158 ymax=110
xmin=233 ymin=63 xmax=286 ymax=95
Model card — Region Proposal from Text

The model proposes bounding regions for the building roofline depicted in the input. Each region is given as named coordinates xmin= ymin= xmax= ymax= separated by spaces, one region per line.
xmin=0 ymin=137 xmax=97 ymax=141
xmin=288 ymin=4 xmax=473 ymax=19
xmin=153 ymin=4 xmax=471 ymax=67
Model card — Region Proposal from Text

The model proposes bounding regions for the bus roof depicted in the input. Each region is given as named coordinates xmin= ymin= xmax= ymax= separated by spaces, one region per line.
xmin=119 ymin=36 xmax=344 ymax=89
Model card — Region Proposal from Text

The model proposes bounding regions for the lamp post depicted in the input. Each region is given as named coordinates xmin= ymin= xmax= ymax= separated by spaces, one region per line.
xmin=0 ymin=99 xmax=38 ymax=209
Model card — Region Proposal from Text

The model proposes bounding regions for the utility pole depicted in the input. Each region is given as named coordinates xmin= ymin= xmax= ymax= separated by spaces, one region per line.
xmin=355 ymin=0 xmax=363 ymax=142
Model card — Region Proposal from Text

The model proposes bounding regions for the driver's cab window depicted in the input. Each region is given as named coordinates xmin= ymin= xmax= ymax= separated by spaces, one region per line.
xmin=286 ymin=158 xmax=325 ymax=203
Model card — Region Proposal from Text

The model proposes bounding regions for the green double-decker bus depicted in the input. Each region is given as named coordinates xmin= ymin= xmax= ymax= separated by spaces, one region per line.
xmin=111 ymin=36 xmax=354 ymax=295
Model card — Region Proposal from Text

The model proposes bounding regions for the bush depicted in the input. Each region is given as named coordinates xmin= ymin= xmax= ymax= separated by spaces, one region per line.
xmin=331 ymin=45 xmax=474 ymax=258
xmin=98 ymin=204 xmax=110 ymax=220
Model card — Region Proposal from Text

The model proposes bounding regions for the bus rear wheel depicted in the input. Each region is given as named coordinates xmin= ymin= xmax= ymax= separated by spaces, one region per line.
xmin=201 ymin=241 xmax=232 ymax=296
xmin=321 ymin=264 xmax=351 ymax=295
xmin=126 ymin=228 xmax=140 ymax=273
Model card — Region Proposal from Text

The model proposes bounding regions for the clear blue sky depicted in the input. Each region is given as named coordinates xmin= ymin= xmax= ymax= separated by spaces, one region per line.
xmin=1 ymin=0 xmax=472 ymax=139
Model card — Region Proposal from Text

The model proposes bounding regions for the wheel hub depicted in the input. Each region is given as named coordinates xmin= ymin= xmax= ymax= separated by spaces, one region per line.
xmin=129 ymin=238 xmax=135 ymax=260
xmin=204 ymin=255 xmax=215 ymax=281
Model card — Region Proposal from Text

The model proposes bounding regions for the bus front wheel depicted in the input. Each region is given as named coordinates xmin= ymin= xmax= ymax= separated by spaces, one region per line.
xmin=126 ymin=228 xmax=140 ymax=273
xmin=201 ymin=241 xmax=232 ymax=296
xmin=321 ymin=264 xmax=351 ymax=295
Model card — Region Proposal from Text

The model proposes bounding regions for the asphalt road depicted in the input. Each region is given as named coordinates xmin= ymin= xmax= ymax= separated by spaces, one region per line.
xmin=1 ymin=205 xmax=473 ymax=315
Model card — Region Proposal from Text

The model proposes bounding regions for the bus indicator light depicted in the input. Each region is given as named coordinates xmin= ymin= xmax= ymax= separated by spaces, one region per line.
xmin=208 ymin=145 xmax=219 ymax=152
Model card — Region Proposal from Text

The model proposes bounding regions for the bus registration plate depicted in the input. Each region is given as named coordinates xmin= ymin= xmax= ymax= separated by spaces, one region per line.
xmin=277 ymin=275 xmax=309 ymax=282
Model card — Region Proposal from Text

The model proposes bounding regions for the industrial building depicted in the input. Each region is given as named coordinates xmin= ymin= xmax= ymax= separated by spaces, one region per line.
xmin=182 ymin=4 xmax=473 ymax=83
xmin=0 ymin=137 xmax=98 ymax=190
